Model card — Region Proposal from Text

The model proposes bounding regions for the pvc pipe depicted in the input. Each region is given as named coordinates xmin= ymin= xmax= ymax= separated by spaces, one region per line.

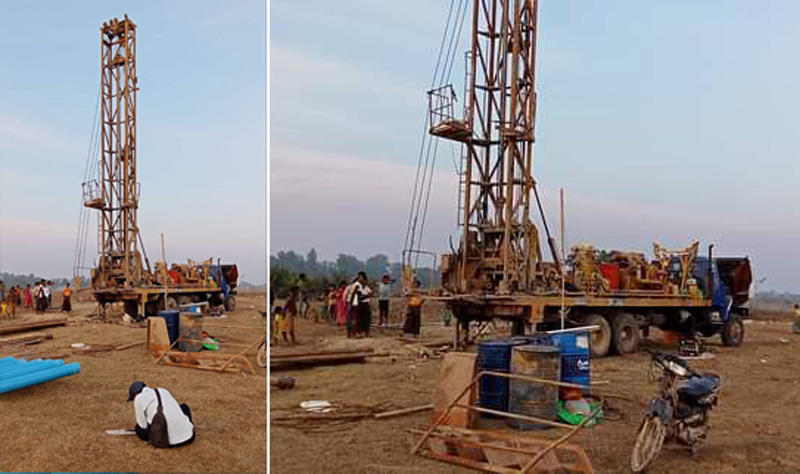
xmin=1 ymin=360 xmax=47 ymax=377
xmin=0 ymin=362 xmax=81 ymax=394
xmin=0 ymin=359 xmax=30 ymax=371
xmin=1 ymin=360 xmax=63 ymax=380
xmin=0 ymin=357 xmax=24 ymax=367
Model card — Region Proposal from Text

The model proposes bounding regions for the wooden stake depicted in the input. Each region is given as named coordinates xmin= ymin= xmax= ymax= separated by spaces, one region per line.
xmin=153 ymin=327 xmax=195 ymax=364
xmin=116 ymin=340 xmax=146 ymax=351
xmin=520 ymin=404 xmax=603 ymax=473
xmin=218 ymin=335 xmax=264 ymax=372
xmin=374 ymin=404 xmax=433 ymax=419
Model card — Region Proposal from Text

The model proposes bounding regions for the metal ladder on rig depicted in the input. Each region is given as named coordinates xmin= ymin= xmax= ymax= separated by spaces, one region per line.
xmin=455 ymin=51 xmax=474 ymax=228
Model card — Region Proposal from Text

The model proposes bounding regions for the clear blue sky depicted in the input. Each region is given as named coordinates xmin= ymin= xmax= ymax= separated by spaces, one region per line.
xmin=271 ymin=0 xmax=799 ymax=292
xmin=0 ymin=0 xmax=266 ymax=283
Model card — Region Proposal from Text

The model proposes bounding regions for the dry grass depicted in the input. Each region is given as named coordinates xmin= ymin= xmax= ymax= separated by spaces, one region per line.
xmin=0 ymin=293 xmax=268 ymax=473
xmin=271 ymin=301 xmax=800 ymax=473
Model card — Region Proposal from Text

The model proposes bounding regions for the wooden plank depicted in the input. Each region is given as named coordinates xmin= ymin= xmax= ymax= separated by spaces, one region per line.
xmin=147 ymin=318 xmax=170 ymax=352
xmin=269 ymin=351 xmax=385 ymax=368
xmin=116 ymin=340 xmax=146 ymax=351
xmin=482 ymin=370 xmax=591 ymax=390
xmin=0 ymin=333 xmax=53 ymax=345
xmin=218 ymin=335 xmax=264 ymax=372
xmin=519 ymin=404 xmax=602 ymax=473
xmin=374 ymin=404 xmax=433 ymax=419
xmin=420 ymin=452 xmax=517 ymax=474
xmin=270 ymin=348 xmax=374 ymax=359
xmin=430 ymin=352 xmax=477 ymax=428
xmin=458 ymin=404 xmax=573 ymax=430
xmin=413 ymin=370 xmax=480 ymax=455
xmin=0 ymin=319 xmax=67 ymax=336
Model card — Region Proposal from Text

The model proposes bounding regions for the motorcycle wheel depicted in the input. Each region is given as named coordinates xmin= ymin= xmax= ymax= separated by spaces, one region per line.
xmin=631 ymin=415 xmax=667 ymax=473
xmin=256 ymin=341 xmax=267 ymax=368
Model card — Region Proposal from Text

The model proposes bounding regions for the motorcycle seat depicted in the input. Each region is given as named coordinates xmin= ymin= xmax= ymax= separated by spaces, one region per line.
xmin=678 ymin=375 xmax=720 ymax=398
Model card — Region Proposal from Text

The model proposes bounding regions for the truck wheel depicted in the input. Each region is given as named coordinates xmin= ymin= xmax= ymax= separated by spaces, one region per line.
xmin=613 ymin=313 xmax=641 ymax=354
xmin=224 ymin=295 xmax=236 ymax=312
xmin=721 ymin=314 xmax=744 ymax=347
xmin=584 ymin=313 xmax=612 ymax=358
xmin=166 ymin=296 xmax=178 ymax=310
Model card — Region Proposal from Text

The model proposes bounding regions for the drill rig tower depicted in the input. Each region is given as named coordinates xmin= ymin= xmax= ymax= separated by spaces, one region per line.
xmin=83 ymin=15 xmax=151 ymax=294
xmin=431 ymin=0 xmax=558 ymax=296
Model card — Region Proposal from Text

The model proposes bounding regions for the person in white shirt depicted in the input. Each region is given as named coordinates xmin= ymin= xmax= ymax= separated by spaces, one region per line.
xmin=378 ymin=275 xmax=394 ymax=328
xmin=354 ymin=272 xmax=373 ymax=337
xmin=128 ymin=381 xmax=195 ymax=448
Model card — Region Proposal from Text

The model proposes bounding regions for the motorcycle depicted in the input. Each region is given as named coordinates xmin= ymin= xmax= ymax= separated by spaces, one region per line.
xmin=630 ymin=351 xmax=721 ymax=472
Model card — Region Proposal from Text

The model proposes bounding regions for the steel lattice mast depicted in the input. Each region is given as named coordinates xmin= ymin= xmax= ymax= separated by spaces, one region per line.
xmin=431 ymin=0 xmax=556 ymax=295
xmin=84 ymin=15 xmax=147 ymax=289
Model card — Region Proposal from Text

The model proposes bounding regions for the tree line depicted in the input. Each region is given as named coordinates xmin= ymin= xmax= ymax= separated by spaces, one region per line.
xmin=269 ymin=249 xmax=439 ymax=299
xmin=0 ymin=272 xmax=73 ymax=289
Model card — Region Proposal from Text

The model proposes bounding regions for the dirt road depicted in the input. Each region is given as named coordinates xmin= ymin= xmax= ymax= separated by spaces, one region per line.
xmin=270 ymin=301 xmax=800 ymax=473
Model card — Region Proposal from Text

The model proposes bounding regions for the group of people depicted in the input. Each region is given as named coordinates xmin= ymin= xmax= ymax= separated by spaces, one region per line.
xmin=270 ymin=272 xmax=428 ymax=345
xmin=321 ymin=273 xmax=425 ymax=338
xmin=0 ymin=280 xmax=73 ymax=318
xmin=321 ymin=272 xmax=376 ymax=338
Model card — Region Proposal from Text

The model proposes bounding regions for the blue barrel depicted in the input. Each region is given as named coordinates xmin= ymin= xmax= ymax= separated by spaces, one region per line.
xmin=158 ymin=310 xmax=181 ymax=345
xmin=549 ymin=331 xmax=591 ymax=392
xmin=508 ymin=344 xmax=561 ymax=430
xmin=477 ymin=338 xmax=529 ymax=413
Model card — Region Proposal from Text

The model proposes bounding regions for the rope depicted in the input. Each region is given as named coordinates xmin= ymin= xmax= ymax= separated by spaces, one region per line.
xmin=405 ymin=0 xmax=469 ymax=269
xmin=403 ymin=0 xmax=458 ymax=260
xmin=74 ymin=82 xmax=102 ymax=278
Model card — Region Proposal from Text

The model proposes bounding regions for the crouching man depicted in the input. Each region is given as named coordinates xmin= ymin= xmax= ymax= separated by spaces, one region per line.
xmin=128 ymin=381 xmax=195 ymax=448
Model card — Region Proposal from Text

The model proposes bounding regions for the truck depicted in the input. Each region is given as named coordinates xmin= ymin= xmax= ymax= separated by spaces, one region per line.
xmin=440 ymin=242 xmax=753 ymax=357
xmin=91 ymin=260 xmax=240 ymax=320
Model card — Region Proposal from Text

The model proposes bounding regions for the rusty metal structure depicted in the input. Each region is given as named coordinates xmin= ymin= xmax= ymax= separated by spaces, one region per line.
xmin=429 ymin=0 xmax=560 ymax=296
xmin=83 ymin=15 xmax=150 ymax=292
xmin=415 ymin=1 xmax=753 ymax=355
xmin=76 ymin=16 xmax=239 ymax=319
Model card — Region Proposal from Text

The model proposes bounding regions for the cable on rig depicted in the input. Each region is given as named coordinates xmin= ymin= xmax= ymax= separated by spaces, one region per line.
xmin=403 ymin=0 xmax=469 ymax=276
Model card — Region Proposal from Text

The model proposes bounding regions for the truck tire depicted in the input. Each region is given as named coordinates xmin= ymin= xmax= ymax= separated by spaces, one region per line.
xmin=166 ymin=296 xmax=178 ymax=310
xmin=613 ymin=312 xmax=641 ymax=355
xmin=721 ymin=314 xmax=744 ymax=347
xmin=225 ymin=295 xmax=236 ymax=312
xmin=584 ymin=313 xmax=612 ymax=358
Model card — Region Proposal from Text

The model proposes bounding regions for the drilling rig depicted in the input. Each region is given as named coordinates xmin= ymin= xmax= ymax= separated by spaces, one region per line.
xmin=78 ymin=16 xmax=239 ymax=319
xmin=415 ymin=0 xmax=752 ymax=355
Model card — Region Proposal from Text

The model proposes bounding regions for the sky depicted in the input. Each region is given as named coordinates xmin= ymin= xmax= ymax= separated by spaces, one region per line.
xmin=0 ymin=0 xmax=267 ymax=284
xmin=270 ymin=0 xmax=800 ymax=293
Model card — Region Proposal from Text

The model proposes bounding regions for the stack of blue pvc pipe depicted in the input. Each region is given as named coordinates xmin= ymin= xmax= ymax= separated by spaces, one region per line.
xmin=0 ymin=356 xmax=81 ymax=394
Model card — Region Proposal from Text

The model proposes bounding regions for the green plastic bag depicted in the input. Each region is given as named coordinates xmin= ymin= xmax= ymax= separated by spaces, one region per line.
xmin=557 ymin=400 xmax=603 ymax=427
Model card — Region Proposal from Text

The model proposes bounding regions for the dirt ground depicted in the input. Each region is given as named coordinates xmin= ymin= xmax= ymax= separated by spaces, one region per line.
xmin=0 ymin=289 xmax=268 ymax=474
xmin=270 ymin=300 xmax=800 ymax=473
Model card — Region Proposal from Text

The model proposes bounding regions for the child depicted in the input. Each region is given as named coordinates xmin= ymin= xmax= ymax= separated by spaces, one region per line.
xmin=326 ymin=284 xmax=337 ymax=322
xmin=0 ymin=298 xmax=7 ymax=319
xmin=283 ymin=286 xmax=299 ymax=345
xmin=272 ymin=306 xmax=285 ymax=346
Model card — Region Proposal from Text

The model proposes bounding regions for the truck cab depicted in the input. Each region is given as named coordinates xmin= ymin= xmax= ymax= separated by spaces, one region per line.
xmin=692 ymin=256 xmax=752 ymax=346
